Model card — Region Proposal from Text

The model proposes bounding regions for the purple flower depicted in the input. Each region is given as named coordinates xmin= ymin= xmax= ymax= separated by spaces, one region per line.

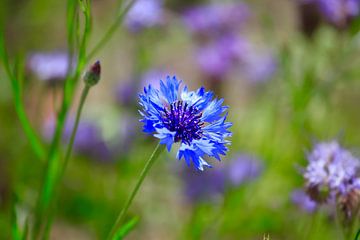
xmin=183 ymin=3 xmax=249 ymax=37
xmin=181 ymin=167 xmax=225 ymax=203
xmin=27 ymin=52 xmax=69 ymax=83
xmin=226 ymin=154 xmax=263 ymax=186
xmin=239 ymin=49 xmax=277 ymax=83
xmin=302 ymin=0 xmax=360 ymax=27
xmin=195 ymin=35 xmax=247 ymax=79
xmin=317 ymin=0 xmax=359 ymax=25
xmin=291 ymin=189 xmax=317 ymax=213
xmin=125 ymin=0 xmax=164 ymax=32
xmin=44 ymin=118 xmax=112 ymax=161
xmin=304 ymin=141 xmax=360 ymax=202
xmin=115 ymin=80 xmax=137 ymax=106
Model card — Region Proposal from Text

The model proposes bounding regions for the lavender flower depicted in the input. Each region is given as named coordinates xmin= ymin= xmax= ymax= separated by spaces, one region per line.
xmin=291 ymin=189 xmax=317 ymax=213
xmin=302 ymin=0 xmax=360 ymax=27
xmin=27 ymin=52 xmax=69 ymax=83
xmin=181 ymin=167 xmax=225 ymax=203
xmin=183 ymin=3 xmax=249 ymax=37
xmin=239 ymin=50 xmax=277 ymax=83
xmin=304 ymin=141 xmax=360 ymax=202
xmin=44 ymin=118 xmax=111 ymax=161
xmin=317 ymin=0 xmax=359 ymax=26
xmin=227 ymin=154 xmax=263 ymax=186
xmin=124 ymin=0 xmax=164 ymax=32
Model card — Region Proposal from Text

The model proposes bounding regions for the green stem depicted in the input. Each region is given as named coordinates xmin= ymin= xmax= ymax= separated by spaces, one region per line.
xmin=86 ymin=0 xmax=136 ymax=61
xmin=107 ymin=143 xmax=165 ymax=240
xmin=61 ymin=85 xmax=90 ymax=177
xmin=0 ymin=34 xmax=46 ymax=160
xmin=41 ymin=84 xmax=91 ymax=240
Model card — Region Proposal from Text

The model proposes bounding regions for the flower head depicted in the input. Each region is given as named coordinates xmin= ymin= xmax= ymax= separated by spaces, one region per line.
xmin=183 ymin=3 xmax=249 ymax=38
xmin=139 ymin=75 xmax=231 ymax=171
xmin=125 ymin=0 xmax=164 ymax=33
xmin=227 ymin=154 xmax=263 ymax=186
xmin=291 ymin=189 xmax=317 ymax=213
xmin=304 ymin=141 xmax=360 ymax=202
xmin=27 ymin=51 xmax=69 ymax=83
xmin=181 ymin=167 xmax=225 ymax=203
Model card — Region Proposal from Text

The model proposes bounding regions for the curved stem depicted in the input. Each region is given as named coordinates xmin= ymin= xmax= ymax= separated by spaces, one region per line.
xmin=41 ymin=84 xmax=91 ymax=239
xmin=107 ymin=143 xmax=165 ymax=240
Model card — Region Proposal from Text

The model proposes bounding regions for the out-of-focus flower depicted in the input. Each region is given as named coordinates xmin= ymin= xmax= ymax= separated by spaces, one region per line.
xmin=239 ymin=49 xmax=277 ymax=83
xmin=27 ymin=52 xmax=69 ymax=83
xmin=115 ymin=80 xmax=137 ymax=106
xmin=181 ymin=167 xmax=225 ymax=203
xmin=301 ymin=0 xmax=360 ymax=28
xmin=227 ymin=154 xmax=263 ymax=186
xmin=317 ymin=0 xmax=359 ymax=26
xmin=304 ymin=141 xmax=360 ymax=202
xmin=183 ymin=3 xmax=249 ymax=37
xmin=125 ymin=0 xmax=164 ymax=32
xmin=44 ymin=118 xmax=112 ymax=161
xmin=195 ymin=35 xmax=277 ymax=82
xmin=291 ymin=189 xmax=318 ymax=213
xmin=139 ymin=75 xmax=232 ymax=171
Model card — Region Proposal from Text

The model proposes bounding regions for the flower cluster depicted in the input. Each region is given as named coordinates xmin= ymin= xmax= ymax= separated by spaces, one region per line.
xmin=139 ymin=75 xmax=231 ymax=171
xmin=183 ymin=2 xmax=276 ymax=83
xmin=181 ymin=154 xmax=263 ymax=203
xmin=303 ymin=141 xmax=360 ymax=220
xmin=300 ymin=0 xmax=360 ymax=28
xmin=124 ymin=0 xmax=164 ymax=33
xmin=181 ymin=167 xmax=226 ymax=203
xmin=44 ymin=118 xmax=112 ymax=161
xmin=27 ymin=52 xmax=70 ymax=83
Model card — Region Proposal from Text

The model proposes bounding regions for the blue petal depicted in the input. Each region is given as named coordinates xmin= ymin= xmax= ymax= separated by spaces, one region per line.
xmin=154 ymin=127 xmax=176 ymax=151
xmin=160 ymin=75 xmax=181 ymax=104
xmin=201 ymin=98 xmax=228 ymax=122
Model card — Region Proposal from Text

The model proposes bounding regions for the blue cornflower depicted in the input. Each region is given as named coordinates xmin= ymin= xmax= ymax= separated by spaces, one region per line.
xmin=139 ymin=75 xmax=232 ymax=171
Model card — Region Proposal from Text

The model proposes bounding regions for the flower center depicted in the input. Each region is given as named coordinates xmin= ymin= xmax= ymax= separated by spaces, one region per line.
xmin=162 ymin=100 xmax=204 ymax=145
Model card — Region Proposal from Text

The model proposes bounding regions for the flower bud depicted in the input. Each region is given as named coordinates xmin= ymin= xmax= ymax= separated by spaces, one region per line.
xmin=84 ymin=60 xmax=101 ymax=87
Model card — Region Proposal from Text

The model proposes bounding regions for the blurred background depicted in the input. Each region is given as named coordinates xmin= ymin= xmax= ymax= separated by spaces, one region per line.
xmin=1 ymin=0 xmax=360 ymax=239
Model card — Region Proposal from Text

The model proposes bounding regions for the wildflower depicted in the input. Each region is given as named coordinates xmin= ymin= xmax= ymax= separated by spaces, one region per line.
xmin=227 ymin=154 xmax=263 ymax=186
xmin=304 ymin=141 xmax=360 ymax=202
xmin=291 ymin=189 xmax=317 ymax=213
xmin=139 ymin=75 xmax=231 ymax=171
xmin=181 ymin=167 xmax=225 ymax=203
xmin=183 ymin=3 xmax=249 ymax=38
xmin=317 ymin=0 xmax=359 ymax=26
xmin=27 ymin=52 xmax=69 ymax=83
xmin=301 ymin=0 xmax=360 ymax=28
xmin=124 ymin=0 xmax=164 ymax=33
xmin=44 ymin=118 xmax=112 ymax=161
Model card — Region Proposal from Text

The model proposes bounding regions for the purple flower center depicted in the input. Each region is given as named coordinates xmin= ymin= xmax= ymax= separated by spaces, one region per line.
xmin=162 ymin=100 xmax=204 ymax=145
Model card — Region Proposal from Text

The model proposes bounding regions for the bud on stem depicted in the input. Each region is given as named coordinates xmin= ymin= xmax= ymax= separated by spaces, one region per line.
xmin=84 ymin=60 xmax=101 ymax=87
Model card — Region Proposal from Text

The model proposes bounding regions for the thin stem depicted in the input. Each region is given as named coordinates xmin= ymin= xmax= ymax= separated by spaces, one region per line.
xmin=41 ymin=84 xmax=91 ymax=240
xmin=86 ymin=0 xmax=136 ymax=61
xmin=0 ymin=34 xmax=46 ymax=160
xmin=107 ymin=143 xmax=165 ymax=240
xmin=62 ymin=85 xmax=90 ymax=177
